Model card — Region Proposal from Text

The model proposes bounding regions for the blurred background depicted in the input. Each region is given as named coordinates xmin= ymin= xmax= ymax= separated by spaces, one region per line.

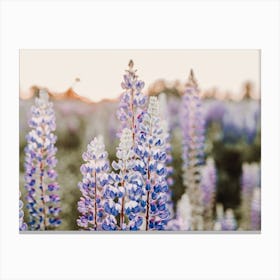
xmin=19 ymin=50 xmax=261 ymax=230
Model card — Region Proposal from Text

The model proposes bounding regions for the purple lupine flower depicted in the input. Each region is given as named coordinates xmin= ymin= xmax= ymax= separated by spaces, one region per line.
xmin=135 ymin=96 xmax=170 ymax=230
xmin=203 ymin=99 xmax=226 ymax=126
xmin=201 ymin=158 xmax=217 ymax=230
xmin=159 ymin=93 xmax=175 ymax=218
xmin=116 ymin=60 xmax=147 ymax=140
xmin=112 ymin=60 xmax=148 ymax=230
xmin=221 ymin=209 xmax=237 ymax=231
xmin=251 ymin=187 xmax=261 ymax=230
xmin=221 ymin=100 xmax=260 ymax=144
xmin=180 ymin=70 xmax=205 ymax=230
xmin=19 ymin=191 xmax=27 ymax=231
xmin=161 ymin=120 xmax=175 ymax=219
xmin=240 ymin=162 xmax=260 ymax=230
xmin=24 ymin=89 xmax=61 ymax=230
xmin=111 ymin=128 xmax=143 ymax=230
xmin=77 ymin=136 xmax=118 ymax=230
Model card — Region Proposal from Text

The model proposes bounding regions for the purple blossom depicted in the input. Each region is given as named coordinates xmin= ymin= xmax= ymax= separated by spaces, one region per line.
xmin=77 ymin=136 xmax=118 ymax=230
xmin=135 ymin=96 xmax=171 ymax=230
xmin=240 ymin=162 xmax=260 ymax=230
xmin=180 ymin=70 xmax=205 ymax=230
xmin=116 ymin=60 xmax=147 ymax=139
xmin=159 ymin=94 xmax=175 ymax=218
xmin=167 ymin=193 xmax=191 ymax=231
xmin=221 ymin=100 xmax=260 ymax=144
xmin=24 ymin=89 xmax=61 ymax=230
xmin=201 ymin=158 xmax=217 ymax=230
xmin=111 ymin=128 xmax=144 ymax=230
xmin=203 ymin=99 xmax=226 ymax=125
xmin=19 ymin=191 xmax=27 ymax=231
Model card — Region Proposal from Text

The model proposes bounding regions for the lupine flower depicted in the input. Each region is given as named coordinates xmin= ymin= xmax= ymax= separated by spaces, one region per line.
xmin=135 ymin=96 xmax=170 ymax=230
xmin=167 ymin=193 xmax=191 ymax=231
xmin=112 ymin=60 xmax=148 ymax=230
xmin=77 ymin=136 xmax=118 ymax=230
xmin=181 ymin=70 xmax=205 ymax=230
xmin=19 ymin=191 xmax=27 ymax=231
xmin=24 ymin=89 xmax=61 ymax=230
xmin=213 ymin=203 xmax=224 ymax=231
xmin=111 ymin=128 xmax=143 ymax=230
xmin=116 ymin=60 xmax=147 ymax=140
xmin=159 ymin=93 xmax=175 ymax=218
xmin=221 ymin=209 xmax=237 ymax=231
xmin=201 ymin=158 xmax=217 ymax=230
xmin=203 ymin=99 xmax=226 ymax=126
xmin=161 ymin=120 xmax=175 ymax=219
xmin=240 ymin=162 xmax=260 ymax=230
xmin=251 ymin=187 xmax=261 ymax=230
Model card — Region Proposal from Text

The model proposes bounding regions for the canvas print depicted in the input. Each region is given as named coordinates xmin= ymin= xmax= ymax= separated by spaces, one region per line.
xmin=19 ymin=50 xmax=260 ymax=232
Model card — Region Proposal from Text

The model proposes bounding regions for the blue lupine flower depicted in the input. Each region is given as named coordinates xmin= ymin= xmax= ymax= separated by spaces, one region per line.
xmin=77 ymin=136 xmax=119 ymax=230
xmin=112 ymin=61 xmax=149 ymax=230
xmin=116 ymin=60 xmax=147 ymax=139
xmin=24 ymin=89 xmax=61 ymax=230
xmin=180 ymin=70 xmax=205 ymax=230
xmin=135 ymin=96 xmax=171 ymax=230
xmin=110 ymin=128 xmax=144 ymax=230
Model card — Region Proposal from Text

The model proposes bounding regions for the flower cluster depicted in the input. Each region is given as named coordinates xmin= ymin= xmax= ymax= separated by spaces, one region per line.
xmin=181 ymin=70 xmax=205 ymax=230
xmin=158 ymin=93 xmax=175 ymax=218
xmin=111 ymin=128 xmax=143 ymax=230
xmin=201 ymin=158 xmax=217 ymax=230
xmin=113 ymin=61 xmax=148 ymax=230
xmin=167 ymin=193 xmax=191 ymax=231
xmin=135 ymin=96 xmax=170 ymax=230
xmin=221 ymin=100 xmax=260 ymax=144
xmin=116 ymin=59 xmax=147 ymax=139
xmin=19 ymin=191 xmax=27 ymax=231
xmin=240 ymin=162 xmax=260 ymax=230
xmin=77 ymin=136 xmax=118 ymax=230
xmin=24 ymin=89 xmax=61 ymax=230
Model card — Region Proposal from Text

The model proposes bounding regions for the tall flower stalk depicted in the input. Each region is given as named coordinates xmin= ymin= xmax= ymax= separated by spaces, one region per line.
xmin=113 ymin=61 xmax=147 ymax=230
xmin=116 ymin=60 xmax=147 ymax=140
xmin=181 ymin=70 xmax=205 ymax=230
xmin=201 ymin=158 xmax=217 ymax=230
xmin=77 ymin=136 xmax=118 ymax=230
xmin=135 ymin=96 xmax=170 ymax=230
xmin=24 ymin=89 xmax=61 ymax=230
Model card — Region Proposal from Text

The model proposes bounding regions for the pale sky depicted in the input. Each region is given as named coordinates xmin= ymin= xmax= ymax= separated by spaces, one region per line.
xmin=20 ymin=50 xmax=260 ymax=102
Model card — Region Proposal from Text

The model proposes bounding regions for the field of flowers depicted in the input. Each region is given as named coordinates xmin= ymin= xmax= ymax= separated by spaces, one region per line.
xmin=19 ymin=61 xmax=261 ymax=231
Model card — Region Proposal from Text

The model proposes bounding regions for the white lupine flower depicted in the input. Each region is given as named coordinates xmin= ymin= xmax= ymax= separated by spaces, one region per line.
xmin=148 ymin=96 xmax=160 ymax=117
